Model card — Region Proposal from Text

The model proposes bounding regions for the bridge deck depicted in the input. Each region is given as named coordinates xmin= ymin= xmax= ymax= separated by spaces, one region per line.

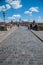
xmin=0 ymin=26 xmax=43 ymax=65
xmin=31 ymin=30 xmax=43 ymax=41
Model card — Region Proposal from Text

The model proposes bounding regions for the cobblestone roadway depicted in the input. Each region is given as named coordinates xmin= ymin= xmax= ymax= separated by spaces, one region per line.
xmin=0 ymin=26 xmax=43 ymax=65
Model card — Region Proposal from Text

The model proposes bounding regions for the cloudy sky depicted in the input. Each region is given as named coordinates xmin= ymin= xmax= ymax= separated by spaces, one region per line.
xmin=0 ymin=0 xmax=43 ymax=22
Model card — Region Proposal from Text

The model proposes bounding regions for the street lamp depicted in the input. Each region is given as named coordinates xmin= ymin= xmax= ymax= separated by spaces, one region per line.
xmin=2 ymin=11 xmax=7 ymax=31
xmin=2 ymin=11 xmax=6 ymax=25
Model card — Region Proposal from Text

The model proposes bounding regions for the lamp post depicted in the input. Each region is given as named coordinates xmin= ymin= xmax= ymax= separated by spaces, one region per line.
xmin=2 ymin=11 xmax=7 ymax=30
xmin=2 ymin=11 xmax=5 ymax=26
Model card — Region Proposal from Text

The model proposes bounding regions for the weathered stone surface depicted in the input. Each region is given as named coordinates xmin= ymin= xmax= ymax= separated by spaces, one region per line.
xmin=0 ymin=26 xmax=17 ymax=43
xmin=0 ymin=26 xmax=43 ymax=65
xmin=31 ymin=30 xmax=43 ymax=41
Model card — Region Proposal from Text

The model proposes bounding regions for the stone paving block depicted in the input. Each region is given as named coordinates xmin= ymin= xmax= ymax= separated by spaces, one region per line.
xmin=0 ymin=26 xmax=43 ymax=65
xmin=0 ymin=26 xmax=17 ymax=43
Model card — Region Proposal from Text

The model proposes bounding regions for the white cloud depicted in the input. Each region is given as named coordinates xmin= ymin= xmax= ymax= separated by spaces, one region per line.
xmin=13 ymin=14 xmax=21 ymax=18
xmin=6 ymin=0 xmax=22 ymax=9
xmin=29 ymin=7 xmax=39 ymax=12
xmin=8 ymin=16 xmax=15 ymax=20
xmin=8 ymin=14 xmax=21 ymax=20
xmin=10 ymin=0 xmax=22 ymax=9
xmin=0 ymin=4 xmax=11 ymax=12
xmin=2 ymin=5 xmax=6 ymax=11
xmin=6 ymin=0 xmax=12 ymax=3
xmin=5 ymin=4 xmax=11 ymax=10
xmin=24 ymin=7 xmax=39 ymax=16
xmin=0 ymin=5 xmax=6 ymax=11
xmin=24 ymin=11 xmax=32 ymax=15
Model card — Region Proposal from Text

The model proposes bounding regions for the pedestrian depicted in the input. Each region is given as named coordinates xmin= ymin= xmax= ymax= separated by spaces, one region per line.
xmin=32 ymin=20 xmax=38 ymax=31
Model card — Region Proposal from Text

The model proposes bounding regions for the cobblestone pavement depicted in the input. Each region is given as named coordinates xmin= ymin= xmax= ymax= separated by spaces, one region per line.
xmin=0 ymin=26 xmax=17 ymax=43
xmin=0 ymin=26 xmax=43 ymax=65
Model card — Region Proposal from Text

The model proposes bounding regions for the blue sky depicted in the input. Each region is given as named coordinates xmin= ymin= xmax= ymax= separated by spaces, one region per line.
xmin=0 ymin=0 xmax=43 ymax=22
